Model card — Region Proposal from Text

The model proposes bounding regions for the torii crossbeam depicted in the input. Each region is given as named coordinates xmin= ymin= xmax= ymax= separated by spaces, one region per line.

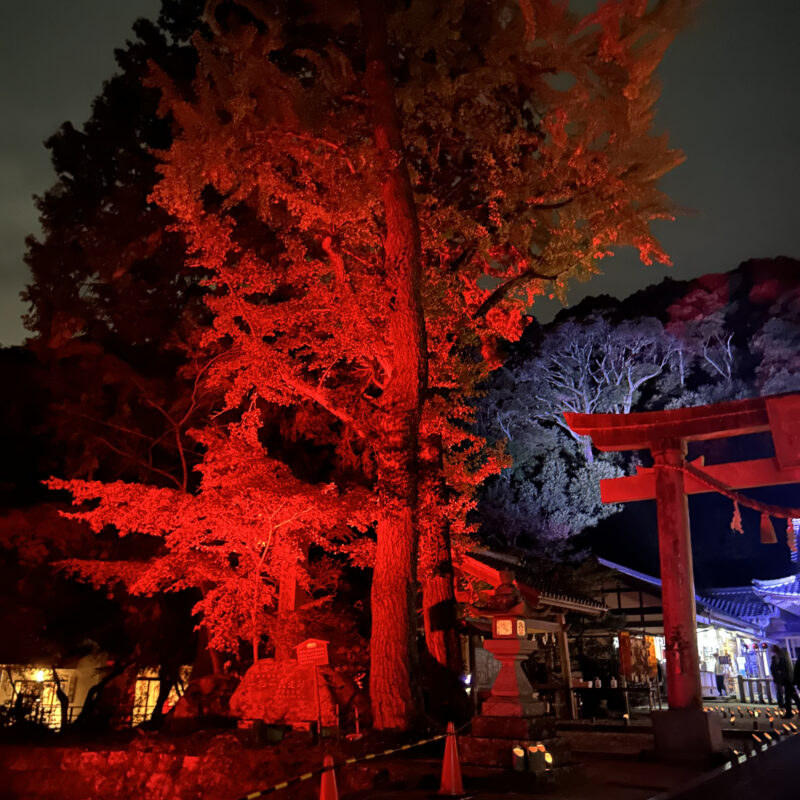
xmin=565 ymin=393 xmax=800 ymax=712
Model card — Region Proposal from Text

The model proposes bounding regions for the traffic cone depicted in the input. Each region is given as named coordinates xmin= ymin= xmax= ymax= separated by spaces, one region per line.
xmin=320 ymin=754 xmax=338 ymax=800
xmin=439 ymin=721 xmax=464 ymax=796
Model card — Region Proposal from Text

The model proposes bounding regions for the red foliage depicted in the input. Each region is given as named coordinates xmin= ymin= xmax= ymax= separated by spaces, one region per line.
xmin=51 ymin=410 xmax=372 ymax=661
xmin=50 ymin=0 xmax=689 ymax=730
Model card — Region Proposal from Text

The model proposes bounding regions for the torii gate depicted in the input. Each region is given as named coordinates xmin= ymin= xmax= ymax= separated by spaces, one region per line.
xmin=565 ymin=393 xmax=800 ymax=712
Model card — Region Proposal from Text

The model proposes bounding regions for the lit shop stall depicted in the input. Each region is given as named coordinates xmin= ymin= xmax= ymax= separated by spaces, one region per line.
xmin=594 ymin=559 xmax=783 ymax=699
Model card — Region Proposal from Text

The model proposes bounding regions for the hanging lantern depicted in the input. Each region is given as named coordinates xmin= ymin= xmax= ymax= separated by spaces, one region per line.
xmin=787 ymin=519 xmax=797 ymax=553
xmin=730 ymin=500 xmax=744 ymax=534
xmin=761 ymin=513 xmax=777 ymax=544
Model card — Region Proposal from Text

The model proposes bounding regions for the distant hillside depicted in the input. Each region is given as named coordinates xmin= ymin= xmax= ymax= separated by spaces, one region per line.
xmin=484 ymin=256 xmax=800 ymax=587
xmin=553 ymin=255 xmax=799 ymax=328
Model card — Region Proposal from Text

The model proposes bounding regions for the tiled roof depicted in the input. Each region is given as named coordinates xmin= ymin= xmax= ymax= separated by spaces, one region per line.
xmin=597 ymin=558 xmax=777 ymax=634
xmin=469 ymin=551 xmax=607 ymax=612
xmin=753 ymin=574 xmax=800 ymax=598
xmin=698 ymin=587 xmax=776 ymax=621
xmin=752 ymin=575 xmax=800 ymax=616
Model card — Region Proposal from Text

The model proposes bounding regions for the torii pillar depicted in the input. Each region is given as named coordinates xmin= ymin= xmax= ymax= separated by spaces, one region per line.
xmin=652 ymin=439 xmax=701 ymax=709
xmin=565 ymin=394 xmax=800 ymax=758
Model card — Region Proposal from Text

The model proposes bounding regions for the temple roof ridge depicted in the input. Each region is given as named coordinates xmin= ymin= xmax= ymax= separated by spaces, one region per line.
xmin=597 ymin=558 xmax=779 ymax=627
xmin=752 ymin=574 xmax=800 ymax=590
xmin=596 ymin=557 xmax=662 ymax=588
xmin=465 ymin=550 xmax=606 ymax=612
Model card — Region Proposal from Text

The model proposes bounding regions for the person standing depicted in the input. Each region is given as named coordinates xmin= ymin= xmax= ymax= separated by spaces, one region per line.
xmin=714 ymin=653 xmax=727 ymax=697
xmin=794 ymin=649 xmax=800 ymax=691
xmin=771 ymin=647 xmax=787 ymax=710
xmin=770 ymin=644 xmax=800 ymax=717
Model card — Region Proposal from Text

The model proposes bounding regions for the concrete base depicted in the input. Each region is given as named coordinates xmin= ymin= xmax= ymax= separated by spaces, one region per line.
xmin=480 ymin=697 xmax=547 ymax=718
xmin=471 ymin=714 xmax=555 ymax=740
xmin=652 ymin=708 xmax=723 ymax=761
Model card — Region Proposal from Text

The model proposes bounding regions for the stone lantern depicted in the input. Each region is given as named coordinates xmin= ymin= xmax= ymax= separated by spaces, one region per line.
xmin=472 ymin=570 xmax=541 ymax=718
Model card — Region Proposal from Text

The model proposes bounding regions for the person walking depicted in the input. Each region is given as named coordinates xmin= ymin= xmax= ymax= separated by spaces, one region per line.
xmin=770 ymin=644 xmax=800 ymax=717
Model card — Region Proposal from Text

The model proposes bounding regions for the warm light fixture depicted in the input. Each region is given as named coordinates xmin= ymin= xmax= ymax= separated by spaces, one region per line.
xmin=527 ymin=745 xmax=547 ymax=774
xmin=34 ymin=669 xmax=45 ymax=683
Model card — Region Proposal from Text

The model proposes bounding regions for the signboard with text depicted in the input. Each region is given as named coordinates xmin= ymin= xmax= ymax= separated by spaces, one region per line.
xmin=295 ymin=638 xmax=330 ymax=668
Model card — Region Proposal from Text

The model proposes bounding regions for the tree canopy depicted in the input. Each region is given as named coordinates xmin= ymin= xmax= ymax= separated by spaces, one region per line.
xmin=36 ymin=0 xmax=691 ymax=730
xmin=478 ymin=257 xmax=800 ymax=559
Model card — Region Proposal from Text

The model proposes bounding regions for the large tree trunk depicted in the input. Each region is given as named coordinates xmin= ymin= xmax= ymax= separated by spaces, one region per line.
xmin=419 ymin=435 xmax=462 ymax=674
xmin=360 ymin=0 xmax=428 ymax=730
xmin=50 ymin=669 xmax=70 ymax=732
xmin=147 ymin=662 xmax=180 ymax=728
xmin=421 ymin=565 xmax=461 ymax=672
xmin=194 ymin=592 xmax=223 ymax=675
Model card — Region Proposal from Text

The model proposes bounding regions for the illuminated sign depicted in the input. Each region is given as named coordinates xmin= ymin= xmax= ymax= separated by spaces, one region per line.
xmin=492 ymin=616 xmax=527 ymax=639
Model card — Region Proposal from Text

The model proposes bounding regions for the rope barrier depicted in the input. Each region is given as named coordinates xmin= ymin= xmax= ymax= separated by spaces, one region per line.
xmin=654 ymin=460 xmax=799 ymax=548
xmin=678 ymin=460 xmax=800 ymax=519
xmin=233 ymin=720 xmax=472 ymax=800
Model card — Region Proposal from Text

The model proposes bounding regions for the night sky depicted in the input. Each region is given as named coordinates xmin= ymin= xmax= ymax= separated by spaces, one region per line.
xmin=1 ymin=0 xmax=799 ymax=348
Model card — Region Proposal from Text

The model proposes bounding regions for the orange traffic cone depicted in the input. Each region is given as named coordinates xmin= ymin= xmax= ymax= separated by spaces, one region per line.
xmin=320 ymin=754 xmax=338 ymax=800
xmin=439 ymin=721 xmax=464 ymax=795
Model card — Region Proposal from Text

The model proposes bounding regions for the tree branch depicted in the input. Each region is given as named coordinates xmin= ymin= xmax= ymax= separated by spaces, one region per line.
xmin=474 ymin=258 xmax=551 ymax=318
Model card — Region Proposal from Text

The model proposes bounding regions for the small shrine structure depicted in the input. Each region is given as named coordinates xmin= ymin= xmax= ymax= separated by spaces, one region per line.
xmin=565 ymin=393 xmax=800 ymax=756
xmin=455 ymin=552 xmax=605 ymax=766
xmin=458 ymin=551 xmax=606 ymax=722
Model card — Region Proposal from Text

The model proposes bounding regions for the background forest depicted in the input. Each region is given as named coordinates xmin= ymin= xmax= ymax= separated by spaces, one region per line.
xmin=478 ymin=256 xmax=800 ymax=582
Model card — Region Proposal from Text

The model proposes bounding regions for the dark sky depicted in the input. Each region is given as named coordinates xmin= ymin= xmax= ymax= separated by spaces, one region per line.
xmin=1 ymin=0 xmax=799 ymax=345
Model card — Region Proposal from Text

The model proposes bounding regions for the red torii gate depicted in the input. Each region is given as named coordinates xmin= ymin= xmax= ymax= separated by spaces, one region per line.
xmin=565 ymin=393 xmax=800 ymax=712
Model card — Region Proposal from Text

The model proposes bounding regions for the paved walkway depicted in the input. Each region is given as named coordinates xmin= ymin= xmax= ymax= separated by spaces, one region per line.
xmin=341 ymin=703 xmax=800 ymax=800
xmin=342 ymin=752 xmax=705 ymax=800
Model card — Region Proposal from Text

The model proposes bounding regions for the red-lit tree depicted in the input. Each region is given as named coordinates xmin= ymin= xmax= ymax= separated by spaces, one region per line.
xmin=51 ymin=410 xmax=372 ymax=665
xmin=151 ymin=0 xmax=688 ymax=728
xmin=53 ymin=0 xmax=688 ymax=729
xmin=399 ymin=0 xmax=690 ymax=676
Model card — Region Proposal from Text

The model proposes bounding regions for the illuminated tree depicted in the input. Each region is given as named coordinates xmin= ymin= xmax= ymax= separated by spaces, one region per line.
xmin=149 ymin=0 xmax=689 ymax=727
xmin=51 ymin=410 xmax=372 ymax=665
xmin=50 ymin=0 xmax=688 ymax=729
xmin=476 ymin=314 xmax=676 ymax=556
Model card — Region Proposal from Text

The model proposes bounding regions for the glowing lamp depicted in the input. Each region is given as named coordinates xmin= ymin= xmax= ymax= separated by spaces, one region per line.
xmin=34 ymin=669 xmax=45 ymax=683
xmin=492 ymin=617 xmax=527 ymax=639
xmin=527 ymin=744 xmax=547 ymax=774
xmin=511 ymin=745 xmax=526 ymax=771
xmin=544 ymin=752 xmax=554 ymax=766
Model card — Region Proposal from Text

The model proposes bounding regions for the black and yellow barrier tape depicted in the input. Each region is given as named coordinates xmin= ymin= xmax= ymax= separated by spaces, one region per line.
xmin=233 ymin=721 xmax=471 ymax=800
